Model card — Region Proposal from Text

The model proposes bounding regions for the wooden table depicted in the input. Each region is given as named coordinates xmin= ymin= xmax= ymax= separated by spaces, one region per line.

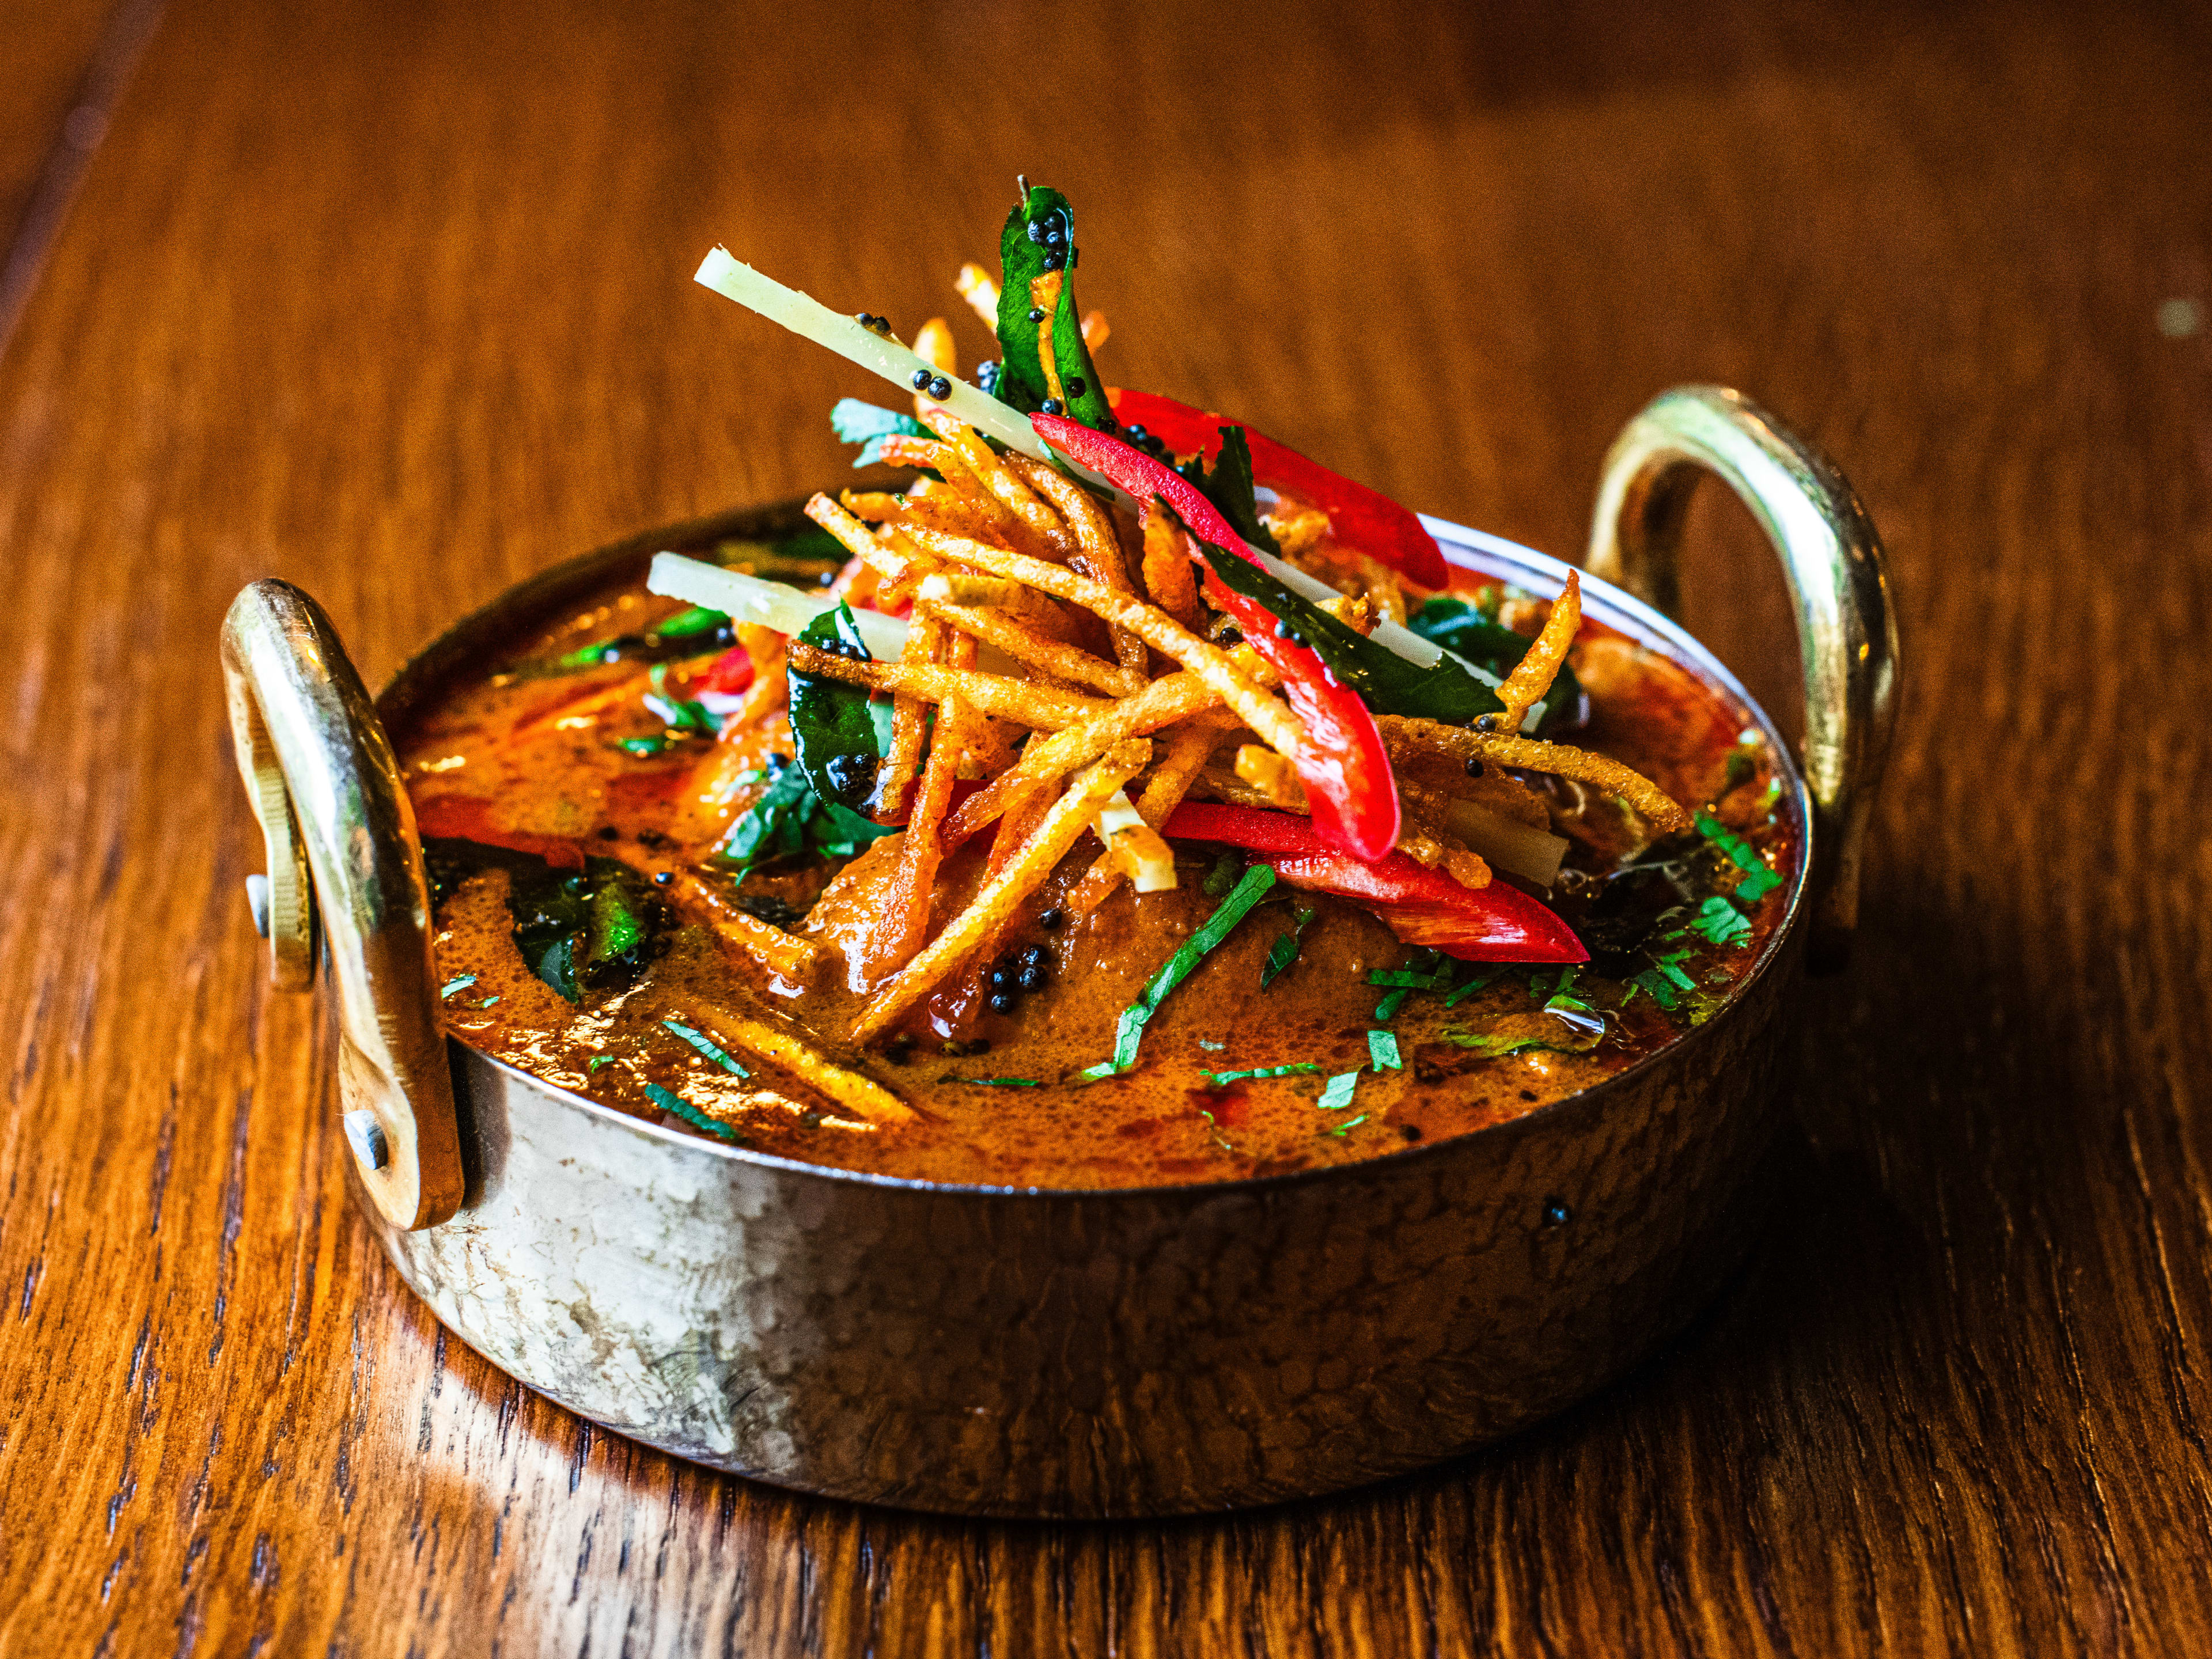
xmin=5 ymin=0 xmax=2209 ymax=1651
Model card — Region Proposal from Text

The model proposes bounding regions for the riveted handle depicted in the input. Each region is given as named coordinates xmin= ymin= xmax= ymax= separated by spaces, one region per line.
xmin=220 ymin=580 xmax=463 ymax=1229
xmin=1587 ymin=386 xmax=1899 ymax=974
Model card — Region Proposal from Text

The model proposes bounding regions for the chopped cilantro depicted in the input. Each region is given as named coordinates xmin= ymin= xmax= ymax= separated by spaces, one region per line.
xmin=1695 ymin=814 xmax=1782 ymax=902
xmin=1200 ymin=1062 xmax=1321 ymax=1087
xmin=1202 ymin=849 xmax=1244 ymax=897
xmin=1368 ymin=1031 xmax=1402 ymax=1071
xmin=585 ymin=1054 xmax=614 ymax=1073
xmin=440 ymin=974 xmax=478 ymax=998
xmin=1260 ymin=906 xmax=1316 ymax=988
xmin=1444 ymin=969 xmax=1504 ymax=1007
xmin=619 ymin=734 xmax=671 ymax=758
xmin=1626 ymin=956 xmax=1699 ymax=1010
xmin=643 ymin=1081 xmax=738 ymax=1143
xmin=662 ymin=1018 xmax=749 ymax=1077
xmin=477 ymin=996 xmax=500 ymax=1008
xmin=1688 ymin=893 xmax=1753 ymax=947
xmin=1368 ymin=969 xmax=1453 ymax=990
xmin=1373 ymin=987 xmax=1411 ymax=1021
xmin=1322 ymin=1113 xmax=1369 ymax=1138
xmin=1196 ymin=1039 xmax=1226 ymax=1051
xmin=1081 ymin=866 xmax=1279 ymax=1079
xmin=1317 ymin=1070 xmax=1361 ymax=1111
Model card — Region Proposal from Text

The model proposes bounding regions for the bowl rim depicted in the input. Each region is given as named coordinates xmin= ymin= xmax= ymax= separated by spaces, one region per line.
xmin=390 ymin=502 xmax=1812 ymax=1205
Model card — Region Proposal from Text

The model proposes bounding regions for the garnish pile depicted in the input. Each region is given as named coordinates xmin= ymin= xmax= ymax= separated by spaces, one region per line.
xmin=402 ymin=181 xmax=1793 ymax=1176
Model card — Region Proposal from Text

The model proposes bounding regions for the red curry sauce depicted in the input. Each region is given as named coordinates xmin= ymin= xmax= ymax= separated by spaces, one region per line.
xmin=395 ymin=549 xmax=1794 ymax=1189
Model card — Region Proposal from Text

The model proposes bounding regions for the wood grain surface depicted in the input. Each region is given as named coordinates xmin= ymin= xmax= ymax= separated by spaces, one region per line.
xmin=3 ymin=0 xmax=2210 ymax=1652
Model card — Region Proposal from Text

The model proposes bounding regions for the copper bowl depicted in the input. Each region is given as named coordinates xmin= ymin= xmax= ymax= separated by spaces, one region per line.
xmin=219 ymin=387 xmax=1896 ymax=1516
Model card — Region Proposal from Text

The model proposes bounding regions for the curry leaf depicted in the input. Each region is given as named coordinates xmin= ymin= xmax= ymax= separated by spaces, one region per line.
xmin=1200 ymin=542 xmax=1506 ymax=724
xmin=787 ymin=602 xmax=882 ymax=811
xmin=1175 ymin=428 xmax=1279 ymax=555
xmin=994 ymin=185 xmax=1115 ymax=429
xmin=1406 ymin=597 xmax=1585 ymax=734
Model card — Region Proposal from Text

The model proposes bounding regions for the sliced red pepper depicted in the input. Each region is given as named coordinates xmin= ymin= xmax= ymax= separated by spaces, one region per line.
xmin=695 ymin=643 xmax=756 ymax=696
xmin=1160 ymin=802 xmax=1588 ymax=964
xmin=1106 ymin=388 xmax=1450 ymax=590
xmin=1032 ymin=414 xmax=1400 ymax=862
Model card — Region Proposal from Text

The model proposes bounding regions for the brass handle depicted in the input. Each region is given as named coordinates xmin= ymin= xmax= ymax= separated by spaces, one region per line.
xmin=1587 ymin=385 xmax=1899 ymax=974
xmin=220 ymin=581 xmax=463 ymax=1229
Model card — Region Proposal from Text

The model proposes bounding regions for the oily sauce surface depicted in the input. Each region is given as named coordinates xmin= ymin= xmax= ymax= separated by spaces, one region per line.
xmin=394 ymin=557 xmax=1795 ymax=1189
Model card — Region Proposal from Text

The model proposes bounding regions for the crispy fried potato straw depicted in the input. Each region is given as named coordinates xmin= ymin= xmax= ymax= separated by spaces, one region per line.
xmin=919 ymin=409 xmax=1071 ymax=555
xmin=938 ymin=672 xmax=1221 ymax=846
xmin=955 ymin=261 xmax=999 ymax=327
xmin=1357 ymin=554 xmax=1408 ymax=626
xmin=1006 ymin=456 xmax=1149 ymax=675
xmin=873 ymin=434 xmax=955 ymax=473
xmin=691 ymin=998 xmax=915 ymax=1125
xmin=874 ymin=615 xmax=941 ymax=824
xmin=1494 ymin=571 xmax=1581 ymax=730
xmin=1376 ymin=713 xmax=1691 ymax=832
xmin=1234 ymin=744 xmax=1307 ymax=810
xmin=855 ymin=745 xmax=1149 ymax=1041
xmin=805 ymin=494 xmax=919 ymax=591
xmin=895 ymin=525 xmax=1308 ymax=759
xmin=882 ymin=635 xmax=977 ymax=968
xmin=661 ymin=870 xmax=819 ymax=979
xmin=784 ymin=640 xmax=1109 ymax=730
xmin=914 ymin=595 xmax=1145 ymax=697
xmin=1139 ymin=505 xmax=1205 ymax=632
xmin=1135 ymin=717 xmax=1229 ymax=827
xmin=1396 ymin=805 xmax=1493 ymax=889
xmin=1262 ymin=504 xmax=1332 ymax=558
xmin=839 ymin=489 xmax=909 ymax=524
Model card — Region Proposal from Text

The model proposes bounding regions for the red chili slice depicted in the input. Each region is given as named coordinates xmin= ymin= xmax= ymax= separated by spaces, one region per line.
xmin=1031 ymin=414 xmax=1400 ymax=862
xmin=695 ymin=643 xmax=756 ymax=696
xmin=1160 ymin=802 xmax=1588 ymax=964
xmin=1106 ymin=388 xmax=1451 ymax=590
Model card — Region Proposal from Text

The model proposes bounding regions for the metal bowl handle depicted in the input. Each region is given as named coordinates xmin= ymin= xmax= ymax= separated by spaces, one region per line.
xmin=1586 ymin=385 xmax=1899 ymax=974
xmin=221 ymin=579 xmax=463 ymax=1229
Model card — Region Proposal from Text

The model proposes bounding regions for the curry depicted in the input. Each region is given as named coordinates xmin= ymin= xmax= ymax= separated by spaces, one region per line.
xmin=391 ymin=185 xmax=1795 ymax=1189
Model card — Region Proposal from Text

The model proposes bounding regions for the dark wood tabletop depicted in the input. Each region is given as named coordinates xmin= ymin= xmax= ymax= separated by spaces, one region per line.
xmin=5 ymin=0 xmax=2211 ymax=1652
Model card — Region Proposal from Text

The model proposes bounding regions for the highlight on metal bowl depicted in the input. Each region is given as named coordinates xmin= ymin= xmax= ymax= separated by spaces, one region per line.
xmin=395 ymin=183 xmax=1794 ymax=1189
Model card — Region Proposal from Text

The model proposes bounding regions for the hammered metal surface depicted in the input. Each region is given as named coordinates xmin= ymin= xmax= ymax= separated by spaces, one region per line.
xmin=355 ymin=495 xmax=1817 ymax=1515
xmin=373 ymin=926 xmax=1795 ymax=1515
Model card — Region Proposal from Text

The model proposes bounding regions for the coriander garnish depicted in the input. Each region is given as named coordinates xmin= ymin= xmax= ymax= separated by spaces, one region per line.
xmin=643 ymin=1081 xmax=739 ymax=1142
xmin=1074 ymin=865 xmax=1278 ymax=1080
xmin=662 ymin=1018 xmax=749 ymax=1077
xmin=1199 ymin=1062 xmax=1321 ymax=1087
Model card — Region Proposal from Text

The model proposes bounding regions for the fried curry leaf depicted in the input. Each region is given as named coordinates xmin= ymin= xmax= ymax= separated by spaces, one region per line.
xmin=994 ymin=185 xmax=1115 ymax=428
xmin=423 ymin=840 xmax=668 ymax=1005
xmin=507 ymin=858 xmax=662 ymax=1002
xmin=1406 ymin=596 xmax=1585 ymax=734
xmin=1200 ymin=542 xmax=1507 ymax=725
xmin=787 ymin=601 xmax=882 ymax=811
xmin=1175 ymin=427 xmax=1279 ymax=556
xmin=713 ymin=757 xmax=895 ymax=882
